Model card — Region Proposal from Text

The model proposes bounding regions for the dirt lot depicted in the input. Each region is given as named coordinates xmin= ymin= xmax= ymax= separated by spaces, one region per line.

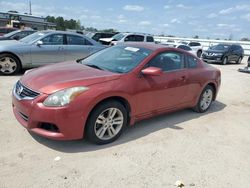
xmin=0 ymin=58 xmax=250 ymax=188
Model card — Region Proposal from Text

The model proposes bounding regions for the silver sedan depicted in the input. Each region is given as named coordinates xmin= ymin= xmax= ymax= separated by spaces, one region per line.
xmin=0 ymin=31 xmax=106 ymax=75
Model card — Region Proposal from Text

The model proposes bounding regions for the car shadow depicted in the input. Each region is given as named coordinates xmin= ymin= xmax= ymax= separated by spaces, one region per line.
xmin=30 ymin=100 xmax=226 ymax=153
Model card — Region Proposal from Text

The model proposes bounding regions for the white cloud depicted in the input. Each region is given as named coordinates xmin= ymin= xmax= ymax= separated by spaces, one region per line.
xmin=123 ymin=5 xmax=144 ymax=12
xmin=219 ymin=4 xmax=250 ymax=15
xmin=171 ymin=18 xmax=181 ymax=24
xmin=118 ymin=19 xmax=127 ymax=23
xmin=118 ymin=14 xmax=125 ymax=19
xmin=164 ymin=5 xmax=171 ymax=9
xmin=241 ymin=13 xmax=250 ymax=21
xmin=217 ymin=23 xmax=236 ymax=28
xmin=176 ymin=4 xmax=191 ymax=9
xmin=163 ymin=23 xmax=170 ymax=27
xmin=138 ymin=21 xmax=151 ymax=26
xmin=219 ymin=7 xmax=234 ymax=15
xmin=207 ymin=13 xmax=217 ymax=19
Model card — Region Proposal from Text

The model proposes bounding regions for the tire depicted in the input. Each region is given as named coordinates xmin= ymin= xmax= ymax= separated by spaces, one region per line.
xmin=197 ymin=50 xmax=202 ymax=58
xmin=86 ymin=100 xmax=127 ymax=144
xmin=222 ymin=57 xmax=228 ymax=65
xmin=236 ymin=57 xmax=242 ymax=64
xmin=0 ymin=53 xmax=21 ymax=75
xmin=193 ymin=85 xmax=214 ymax=113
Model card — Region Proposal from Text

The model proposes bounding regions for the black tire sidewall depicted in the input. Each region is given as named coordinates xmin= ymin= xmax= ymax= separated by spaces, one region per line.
xmin=0 ymin=53 xmax=21 ymax=75
xmin=195 ymin=85 xmax=214 ymax=113
xmin=86 ymin=101 xmax=128 ymax=144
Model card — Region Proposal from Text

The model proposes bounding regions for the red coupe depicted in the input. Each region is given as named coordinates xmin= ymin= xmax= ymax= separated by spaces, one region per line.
xmin=12 ymin=43 xmax=221 ymax=144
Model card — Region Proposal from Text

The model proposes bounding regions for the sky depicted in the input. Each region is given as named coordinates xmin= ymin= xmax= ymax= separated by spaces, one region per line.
xmin=0 ymin=0 xmax=250 ymax=40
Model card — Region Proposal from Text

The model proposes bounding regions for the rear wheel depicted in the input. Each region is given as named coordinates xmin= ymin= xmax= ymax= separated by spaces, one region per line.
xmin=0 ymin=53 xmax=21 ymax=75
xmin=222 ymin=57 xmax=228 ymax=65
xmin=197 ymin=50 xmax=202 ymax=58
xmin=236 ymin=57 xmax=242 ymax=64
xmin=193 ymin=85 xmax=214 ymax=113
xmin=86 ymin=100 xmax=127 ymax=144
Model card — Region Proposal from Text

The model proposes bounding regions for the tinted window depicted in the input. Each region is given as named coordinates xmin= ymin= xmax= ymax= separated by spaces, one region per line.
xmin=187 ymin=55 xmax=198 ymax=68
xmin=189 ymin=42 xmax=201 ymax=47
xmin=11 ymin=31 xmax=34 ymax=39
xmin=210 ymin=44 xmax=230 ymax=50
xmin=146 ymin=36 xmax=154 ymax=42
xmin=125 ymin=35 xmax=144 ymax=42
xmin=42 ymin=34 xmax=64 ymax=45
xmin=178 ymin=45 xmax=192 ymax=51
xmin=148 ymin=52 xmax=184 ymax=71
xmin=67 ymin=35 xmax=92 ymax=45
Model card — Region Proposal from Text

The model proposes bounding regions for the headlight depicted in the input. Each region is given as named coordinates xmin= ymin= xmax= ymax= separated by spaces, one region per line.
xmin=43 ymin=87 xmax=89 ymax=107
xmin=213 ymin=53 xmax=223 ymax=56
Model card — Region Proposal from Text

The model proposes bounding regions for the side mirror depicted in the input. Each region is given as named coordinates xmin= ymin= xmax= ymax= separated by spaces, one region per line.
xmin=141 ymin=67 xmax=163 ymax=76
xmin=36 ymin=40 xmax=43 ymax=46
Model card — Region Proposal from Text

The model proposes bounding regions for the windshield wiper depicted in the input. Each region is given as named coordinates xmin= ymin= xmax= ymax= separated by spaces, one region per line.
xmin=85 ymin=64 xmax=104 ymax=70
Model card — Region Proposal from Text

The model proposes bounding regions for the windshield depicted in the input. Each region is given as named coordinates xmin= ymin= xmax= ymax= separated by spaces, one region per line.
xmin=210 ymin=44 xmax=230 ymax=51
xmin=20 ymin=32 xmax=46 ymax=43
xmin=112 ymin=33 xmax=125 ymax=41
xmin=86 ymin=32 xmax=94 ymax=38
xmin=81 ymin=45 xmax=152 ymax=73
xmin=3 ymin=30 xmax=20 ymax=37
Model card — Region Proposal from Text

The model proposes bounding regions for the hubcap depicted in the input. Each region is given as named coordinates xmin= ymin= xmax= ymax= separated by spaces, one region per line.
xmin=94 ymin=108 xmax=124 ymax=140
xmin=0 ymin=57 xmax=17 ymax=74
xmin=200 ymin=89 xmax=213 ymax=110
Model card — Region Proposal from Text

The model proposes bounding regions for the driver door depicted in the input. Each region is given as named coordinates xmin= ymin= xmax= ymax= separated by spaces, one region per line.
xmin=30 ymin=33 xmax=65 ymax=66
xmin=135 ymin=51 xmax=189 ymax=116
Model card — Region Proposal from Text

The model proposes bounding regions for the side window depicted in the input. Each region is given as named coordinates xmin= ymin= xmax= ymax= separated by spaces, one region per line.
xmin=187 ymin=55 xmax=198 ymax=68
xmin=178 ymin=45 xmax=191 ymax=51
xmin=42 ymin=34 xmax=64 ymax=45
xmin=146 ymin=36 xmax=154 ymax=42
xmin=148 ymin=52 xmax=184 ymax=72
xmin=189 ymin=42 xmax=200 ymax=47
xmin=67 ymin=35 xmax=92 ymax=45
xmin=124 ymin=35 xmax=135 ymax=41
xmin=135 ymin=35 xmax=144 ymax=42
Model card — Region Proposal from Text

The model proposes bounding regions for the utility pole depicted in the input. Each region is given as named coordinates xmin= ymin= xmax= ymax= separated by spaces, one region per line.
xmin=29 ymin=1 xmax=32 ymax=15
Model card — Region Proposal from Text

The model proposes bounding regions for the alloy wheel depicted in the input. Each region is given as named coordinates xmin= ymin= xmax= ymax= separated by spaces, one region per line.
xmin=0 ymin=56 xmax=17 ymax=74
xmin=200 ymin=88 xmax=213 ymax=111
xmin=94 ymin=108 xmax=124 ymax=140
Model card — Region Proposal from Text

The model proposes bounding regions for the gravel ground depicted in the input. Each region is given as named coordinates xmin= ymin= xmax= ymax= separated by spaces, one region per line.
xmin=0 ymin=57 xmax=250 ymax=188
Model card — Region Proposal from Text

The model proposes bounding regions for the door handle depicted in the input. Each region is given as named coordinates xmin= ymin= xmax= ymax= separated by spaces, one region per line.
xmin=180 ymin=76 xmax=187 ymax=81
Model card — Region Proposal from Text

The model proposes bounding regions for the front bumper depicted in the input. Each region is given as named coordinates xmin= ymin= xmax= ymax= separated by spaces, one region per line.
xmin=12 ymin=92 xmax=87 ymax=140
xmin=202 ymin=55 xmax=223 ymax=63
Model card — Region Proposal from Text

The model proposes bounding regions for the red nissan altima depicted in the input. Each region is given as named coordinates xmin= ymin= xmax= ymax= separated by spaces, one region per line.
xmin=12 ymin=43 xmax=221 ymax=144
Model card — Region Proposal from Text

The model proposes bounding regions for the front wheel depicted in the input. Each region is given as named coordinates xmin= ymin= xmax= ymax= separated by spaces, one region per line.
xmin=0 ymin=53 xmax=21 ymax=75
xmin=222 ymin=57 xmax=228 ymax=65
xmin=86 ymin=101 xmax=127 ymax=144
xmin=236 ymin=57 xmax=242 ymax=64
xmin=193 ymin=85 xmax=214 ymax=113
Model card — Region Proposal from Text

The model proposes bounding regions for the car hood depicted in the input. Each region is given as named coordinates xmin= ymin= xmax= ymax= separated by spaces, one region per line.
xmin=20 ymin=61 xmax=121 ymax=94
xmin=99 ymin=37 xmax=114 ymax=42
xmin=205 ymin=49 xmax=227 ymax=53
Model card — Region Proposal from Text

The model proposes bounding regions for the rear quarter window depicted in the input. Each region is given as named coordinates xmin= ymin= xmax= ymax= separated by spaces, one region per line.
xmin=146 ymin=36 xmax=154 ymax=42
xmin=187 ymin=55 xmax=198 ymax=68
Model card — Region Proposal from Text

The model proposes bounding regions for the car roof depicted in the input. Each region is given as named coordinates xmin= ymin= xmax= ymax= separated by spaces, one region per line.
xmin=120 ymin=42 xmax=175 ymax=51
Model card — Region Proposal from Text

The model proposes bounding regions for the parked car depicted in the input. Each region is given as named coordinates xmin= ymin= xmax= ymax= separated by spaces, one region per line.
xmin=0 ymin=27 xmax=17 ymax=36
xmin=0 ymin=29 xmax=36 ymax=41
xmin=184 ymin=42 xmax=203 ymax=58
xmin=174 ymin=44 xmax=197 ymax=56
xmin=0 ymin=30 xmax=105 ymax=75
xmin=12 ymin=43 xmax=221 ymax=144
xmin=99 ymin=32 xmax=155 ymax=45
xmin=86 ymin=32 xmax=118 ymax=42
xmin=202 ymin=44 xmax=244 ymax=65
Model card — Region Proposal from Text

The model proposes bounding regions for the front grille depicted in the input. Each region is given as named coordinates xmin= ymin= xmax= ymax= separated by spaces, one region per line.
xmin=14 ymin=81 xmax=40 ymax=100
